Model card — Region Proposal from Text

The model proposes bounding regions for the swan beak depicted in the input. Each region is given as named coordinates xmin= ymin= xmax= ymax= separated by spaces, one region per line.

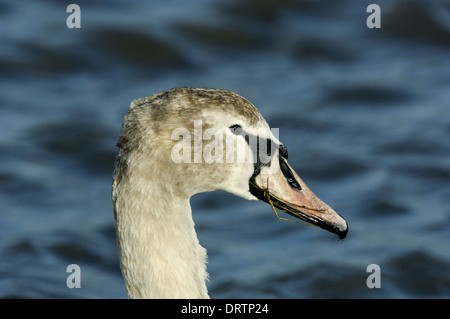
xmin=249 ymin=157 xmax=348 ymax=240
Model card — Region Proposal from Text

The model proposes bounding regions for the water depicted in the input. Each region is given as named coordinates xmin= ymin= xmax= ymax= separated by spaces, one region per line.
xmin=0 ymin=0 xmax=449 ymax=298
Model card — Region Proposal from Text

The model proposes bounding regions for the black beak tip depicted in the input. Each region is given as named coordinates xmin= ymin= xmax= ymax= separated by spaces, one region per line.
xmin=337 ymin=225 xmax=348 ymax=240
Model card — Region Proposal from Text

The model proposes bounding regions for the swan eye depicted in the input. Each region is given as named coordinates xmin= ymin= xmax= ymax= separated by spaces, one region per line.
xmin=229 ymin=124 xmax=242 ymax=134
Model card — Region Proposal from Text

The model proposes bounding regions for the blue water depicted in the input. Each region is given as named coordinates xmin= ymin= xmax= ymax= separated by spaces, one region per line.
xmin=0 ymin=0 xmax=449 ymax=298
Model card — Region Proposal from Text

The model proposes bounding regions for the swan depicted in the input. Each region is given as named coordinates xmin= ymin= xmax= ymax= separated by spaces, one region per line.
xmin=112 ymin=87 xmax=348 ymax=299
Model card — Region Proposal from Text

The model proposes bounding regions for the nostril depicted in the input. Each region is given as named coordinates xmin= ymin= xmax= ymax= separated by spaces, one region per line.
xmin=279 ymin=157 xmax=301 ymax=191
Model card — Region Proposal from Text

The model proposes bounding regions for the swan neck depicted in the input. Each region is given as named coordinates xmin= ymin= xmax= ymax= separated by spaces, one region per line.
xmin=114 ymin=175 xmax=209 ymax=298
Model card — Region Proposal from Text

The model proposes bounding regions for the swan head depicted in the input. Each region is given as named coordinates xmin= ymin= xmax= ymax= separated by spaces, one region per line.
xmin=116 ymin=87 xmax=347 ymax=239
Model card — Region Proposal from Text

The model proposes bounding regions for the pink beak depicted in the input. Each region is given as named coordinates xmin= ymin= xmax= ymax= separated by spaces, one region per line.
xmin=250 ymin=154 xmax=348 ymax=239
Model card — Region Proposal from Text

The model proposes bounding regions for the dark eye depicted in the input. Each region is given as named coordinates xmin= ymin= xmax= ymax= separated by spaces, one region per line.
xmin=229 ymin=124 xmax=242 ymax=134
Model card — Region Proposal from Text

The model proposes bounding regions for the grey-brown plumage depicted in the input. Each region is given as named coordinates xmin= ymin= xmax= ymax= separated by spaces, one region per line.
xmin=112 ymin=87 xmax=347 ymax=298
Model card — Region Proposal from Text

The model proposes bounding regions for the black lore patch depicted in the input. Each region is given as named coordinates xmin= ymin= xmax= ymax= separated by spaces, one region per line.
xmin=229 ymin=125 xmax=278 ymax=175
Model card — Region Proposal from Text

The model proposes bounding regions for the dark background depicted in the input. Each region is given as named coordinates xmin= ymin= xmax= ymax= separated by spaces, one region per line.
xmin=0 ymin=0 xmax=449 ymax=298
